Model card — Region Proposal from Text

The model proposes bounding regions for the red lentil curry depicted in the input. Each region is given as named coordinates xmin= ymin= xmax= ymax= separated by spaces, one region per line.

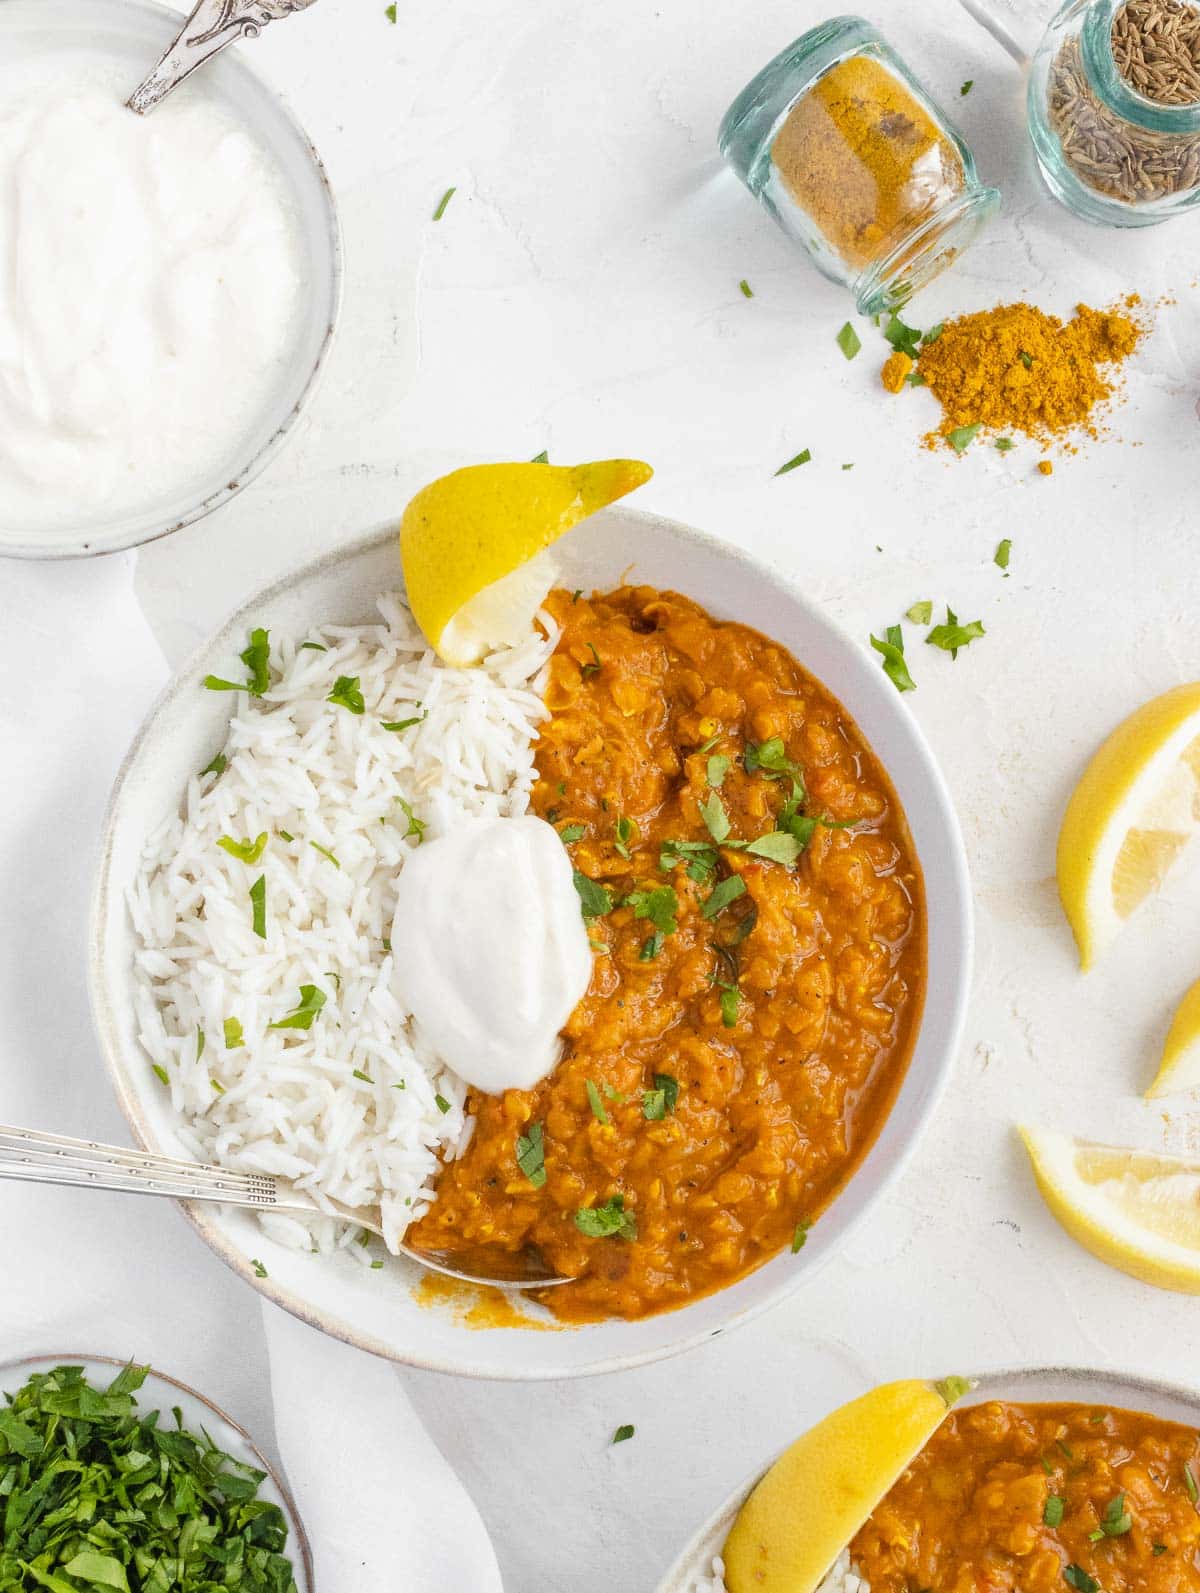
xmin=409 ymin=586 xmax=925 ymax=1322
xmin=853 ymin=1400 xmax=1200 ymax=1593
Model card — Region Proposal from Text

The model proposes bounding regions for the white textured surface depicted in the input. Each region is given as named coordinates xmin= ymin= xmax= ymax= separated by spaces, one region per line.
xmin=36 ymin=0 xmax=1200 ymax=1587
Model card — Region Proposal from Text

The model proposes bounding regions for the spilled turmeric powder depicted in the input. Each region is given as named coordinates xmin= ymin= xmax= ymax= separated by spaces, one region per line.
xmin=915 ymin=298 xmax=1145 ymax=450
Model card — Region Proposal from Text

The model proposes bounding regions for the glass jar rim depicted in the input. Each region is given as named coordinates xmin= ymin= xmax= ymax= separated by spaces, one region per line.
xmin=1081 ymin=0 xmax=1200 ymax=131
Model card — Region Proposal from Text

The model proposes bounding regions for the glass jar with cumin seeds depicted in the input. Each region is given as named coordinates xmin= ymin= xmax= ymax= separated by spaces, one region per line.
xmin=718 ymin=16 xmax=1000 ymax=316
xmin=1029 ymin=0 xmax=1200 ymax=224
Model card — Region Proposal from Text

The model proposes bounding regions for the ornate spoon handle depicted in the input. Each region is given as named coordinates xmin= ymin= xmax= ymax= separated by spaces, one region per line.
xmin=126 ymin=0 xmax=319 ymax=115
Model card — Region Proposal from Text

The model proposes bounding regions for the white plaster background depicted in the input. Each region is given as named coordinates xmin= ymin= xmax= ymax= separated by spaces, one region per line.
xmin=23 ymin=0 xmax=1200 ymax=1587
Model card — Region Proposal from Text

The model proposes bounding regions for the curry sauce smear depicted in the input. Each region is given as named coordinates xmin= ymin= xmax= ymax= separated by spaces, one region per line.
xmin=853 ymin=1401 xmax=1200 ymax=1593
xmin=410 ymin=587 xmax=925 ymax=1322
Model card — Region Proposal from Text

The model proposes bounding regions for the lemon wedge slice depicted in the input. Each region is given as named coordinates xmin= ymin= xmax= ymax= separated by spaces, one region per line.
xmin=1147 ymin=979 xmax=1200 ymax=1098
xmin=1020 ymin=1125 xmax=1200 ymax=1294
xmin=722 ymin=1377 xmax=968 ymax=1593
xmin=399 ymin=459 xmax=652 ymax=666
xmin=1057 ymin=683 xmax=1200 ymax=969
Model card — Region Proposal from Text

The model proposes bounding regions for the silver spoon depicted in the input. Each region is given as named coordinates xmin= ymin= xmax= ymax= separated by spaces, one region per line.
xmin=127 ymin=0 xmax=320 ymax=116
xmin=0 ymin=1124 xmax=571 ymax=1290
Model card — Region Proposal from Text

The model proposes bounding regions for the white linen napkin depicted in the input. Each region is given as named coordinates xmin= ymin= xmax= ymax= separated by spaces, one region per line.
xmin=264 ymin=1303 xmax=505 ymax=1593
xmin=0 ymin=552 xmax=504 ymax=1592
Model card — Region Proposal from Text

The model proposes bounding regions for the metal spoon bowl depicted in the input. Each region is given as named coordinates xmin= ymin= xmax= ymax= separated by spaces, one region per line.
xmin=0 ymin=1124 xmax=571 ymax=1289
xmin=127 ymin=0 xmax=319 ymax=115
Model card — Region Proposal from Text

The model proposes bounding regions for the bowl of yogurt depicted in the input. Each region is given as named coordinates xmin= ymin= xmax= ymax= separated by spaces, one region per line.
xmin=0 ymin=0 xmax=342 ymax=559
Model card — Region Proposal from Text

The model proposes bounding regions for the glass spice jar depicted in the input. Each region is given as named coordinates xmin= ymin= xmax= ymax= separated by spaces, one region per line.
xmin=718 ymin=16 xmax=1000 ymax=316
xmin=1027 ymin=0 xmax=1200 ymax=225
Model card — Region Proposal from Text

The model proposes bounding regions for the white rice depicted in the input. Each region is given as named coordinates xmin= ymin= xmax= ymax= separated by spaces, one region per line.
xmin=687 ymin=1546 xmax=868 ymax=1593
xmin=129 ymin=592 xmax=556 ymax=1255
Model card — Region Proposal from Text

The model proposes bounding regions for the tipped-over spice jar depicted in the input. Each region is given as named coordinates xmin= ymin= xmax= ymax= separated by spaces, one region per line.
xmin=719 ymin=16 xmax=1000 ymax=315
xmin=1029 ymin=0 xmax=1200 ymax=225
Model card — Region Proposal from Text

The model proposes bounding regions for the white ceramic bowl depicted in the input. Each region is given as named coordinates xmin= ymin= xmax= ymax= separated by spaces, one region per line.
xmin=656 ymin=1365 xmax=1200 ymax=1592
xmin=0 ymin=1352 xmax=313 ymax=1590
xmin=0 ymin=0 xmax=342 ymax=560
xmin=90 ymin=507 xmax=972 ymax=1378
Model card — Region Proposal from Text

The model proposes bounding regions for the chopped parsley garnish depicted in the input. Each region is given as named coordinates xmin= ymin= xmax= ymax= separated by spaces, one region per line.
xmin=1019 ymin=349 xmax=1034 ymax=370
xmin=744 ymin=830 xmax=803 ymax=866
xmin=200 ymin=751 xmax=227 ymax=778
xmin=659 ymin=838 xmax=718 ymax=885
xmin=516 ymin=1121 xmax=547 ymax=1187
xmin=586 ymin=1079 xmax=610 ymax=1125
xmin=775 ymin=448 xmax=812 ymax=476
xmin=871 ymin=626 xmax=916 ymax=692
xmin=327 ymin=675 xmax=365 ymax=714
xmin=744 ymin=738 xmax=802 ymax=786
xmin=300 ymin=641 xmax=327 ymax=652
xmin=1154 ymin=1544 xmax=1169 ymax=1556
xmin=700 ymin=791 xmax=731 ymax=844
xmin=1044 ymin=1495 xmax=1065 ymax=1528
xmin=573 ymin=870 xmax=613 ymax=919
xmin=560 ymin=823 xmax=587 ymax=844
xmin=218 ymin=832 xmax=268 ymax=865
xmin=612 ymin=1423 xmax=635 ymax=1444
xmin=434 ymin=1093 xmax=452 ymax=1114
xmin=739 ymin=279 xmax=754 ymax=298
xmin=883 ymin=312 xmax=923 ymax=360
xmin=223 ymin=1017 xmax=244 ymax=1049
xmin=531 ymin=450 xmax=549 ymax=464
xmin=702 ymin=874 xmax=747 ymax=918
xmin=926 ymin=606 xmax=985 ymax=658
xmin=791 ymin=1219 xmax=811 ymax=1252
xmin=996 ymin=436 xmax=1015 ymax=452
xmin=1064 ymin=1567 xmax=1098 ymax=1593
xmin=581 ymin=642 xmax=602 ymax=679
xmin=352 ymin=1069 xmax=373 ymax=1084
xmin=696 ymin=732 xmax=722 ymax=754
xmin=382 ymin=711 xmax=426 ymax=732
xmin=639 ymin=930 xmax=665 ymax=960
xmin=628 ymin=885 xmax=679 ymax=935
xmin=251 ymin=1259 xmax=268 ymax=1278
xmin=249 ymin=874 xmax=267 ymax=938
xmin=642 ymin=1073 xmax=679 ymax=1119
xmin=935 ymin=1376 xmax=972 ymax=1406
xmin=906 ymin=600 xmax=933 ymax=625
xmin=396 ymin=796 xmax=426 ymax=840
xmin=204 ymin=627 xmax=271 ymax=697
xmin=1058 ymin=1440 xmax=1075 ymax=1460
xmin=1088 ymin=1494 xmax=1131 ymax=1541
xmin=269 ymin=983 xmax=327 ymax=1031
xmin=719 ymin=985 xmax=741 ymax=1027
xmin=614 ymin=815 xmax=636 ymax=857
xmin=574 ymin=1195 xmax=637 ymax=1240
xmin=961 ymin=78 xmax=974 ymax=94
xmin=433 ymin=185 xmax=456 ymax=220
xmin=948 ymin=422 xmax=982 ymax=454
xmin=385 ymin=4 xmax=397 ymax=20
xmin=278 ymin=830 xmax=294 ymax=842
xmin=1185 ymin=1462 xmax=1199 ymax=1503
xmin=310 ymin=841 xmax=340 ymax=868
xmin=995 ymin=538 xmax=1012 ymax=570
xmin=836 ymin=321 xmax=862 ymax=360
xmin=152 ymin=1063 xmax=169 ymax=1086
xmin=707 ymin=753 xmax=730 ymax=788
xmin=923 ymin=322 xmax=944 ymax=346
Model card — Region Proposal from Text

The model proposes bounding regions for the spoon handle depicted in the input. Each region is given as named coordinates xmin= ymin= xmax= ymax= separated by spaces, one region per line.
xmin=127 ymin=0 xmax=320 ymax=116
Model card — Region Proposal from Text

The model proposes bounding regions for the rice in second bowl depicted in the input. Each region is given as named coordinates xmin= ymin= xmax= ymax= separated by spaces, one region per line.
xmin=687 ymin=1546 xmax=868 ymax=1593
xmin=128 ymin=593 xmax=555 ymax=1255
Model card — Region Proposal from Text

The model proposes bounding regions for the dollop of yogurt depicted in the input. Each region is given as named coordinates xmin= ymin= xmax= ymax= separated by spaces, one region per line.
xmin=390 ymin=816 xmax=593 ymax=1095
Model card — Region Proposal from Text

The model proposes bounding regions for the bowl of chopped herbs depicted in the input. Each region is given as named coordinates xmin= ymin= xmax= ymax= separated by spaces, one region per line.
xmin=0 ymin=1356 xmax=311 ymax=1592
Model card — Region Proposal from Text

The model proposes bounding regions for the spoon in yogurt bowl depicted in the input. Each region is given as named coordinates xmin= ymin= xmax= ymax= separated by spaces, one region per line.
xmin=127 ymin=0 xmax=320 ymax=115
xmin=0 ymin=1124 xmax=572 ymax=1289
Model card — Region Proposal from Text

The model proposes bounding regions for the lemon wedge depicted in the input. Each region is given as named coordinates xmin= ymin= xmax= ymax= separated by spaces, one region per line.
xmin=1147 ymin=979 xmax=1200 ymax=1098
xmin=1020 ymin=1124 xmax=1200 ymax=1294
xmin=722 ymin=1377 xmax=968 ymax=1593
xmin=1057 ymin=683 xmax=1200 ymax=969
xmin=399 ymin=459 xmax=652 ymax=665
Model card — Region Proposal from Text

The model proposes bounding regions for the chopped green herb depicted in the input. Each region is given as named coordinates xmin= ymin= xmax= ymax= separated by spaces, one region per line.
xmin=775 ymin=448 xmax=812 ymax=476
xmin=204 ymin=627 xmax=271 ymax=697
xmin=1185 ymin=1462 xmax=1199 ymax=1503
xmin=614 ymin=814 xmax=636 ymax=857
xmin=948 ymin=422 xmax=982 ymax=454
xmin=836 ymin=321 xmax=862 ymax=360
xmin=906 ymin=370 xmax=928 ymax=387
xmin=223 ymin=1017 xmax=244 ymax=1049
xmin=300 ymin=641 xmax=327 ymax=652
xmin=612 ymin=1423 xmax=635 ymax=1444
xmin=382 ymin=936 xmax=392 ymax=951
xmin=842 ymin=462 xmax=855 ymax=470
xmin=1019 ymin=349 xmax=1034 ymax=370
xmin=707 ymin=753 xmax=730 ymax=788
xmin=560 ymin=823 xmax=587 ymax=844
xmin=700 ymin=791 xmax=731 ymax=844
xmin=659 ymin=838 xmax=718 ymax=885
xmin=1092 ymin=1493 xmax=1132 ymax=1539
xmin=586 ymin=1079 xmax=610 ymax=1125
xmin=745 ymin=830 xmax=804 ymax=866
xmin=926 ymin=606 xmax=985 ymax=659
xmin=310 ymin=841 xmax=340 ymax=868
xmin=352 ymin=1069 xmax=373 ymax=1084
xmin=702 ymin=874 xmax=747 ymax=918
xmin=574 ymin=1195 xmax=637 ymax=1240
xmin=269 ymin=983 xmax=327 ymax=1031
xmin=327 ymin=675 xmax=365 ymax=714
xmin=883 ymin=313 xmax=923 ymax=360
xmin=739 ymin=279 xmax=754 ymax=298
xmin=1041 ymin=1454 xmax=1054 ymax=1475
xmin=382 ymin=711 xmax=427 ymax=732
xmin=385 ymin=3 xmax=396 ymax=20
xmin=696 ymin=732 xmax=723 ymax=754
xmin=435 ymin=1093 xmax=452 ymax=1115
xmin=1064 ymin=1567 xmax=1098 ymax=1593
xmin=871 ymin=625 xmax=916 ymax=692
xmin=639 ymin=930 xmax=665 ymax=961
xmin=906 ymin=600 xmax=933 ymax=625
xmin=1058 ymin=1440 xmax=1075 ymax=1460
xmin=960 ymin=78 xmax=974 ymax=94
xmin=1154 ymin=1544 xmax=1168 ymax=1556
xmin=922 ymin=322 xmax=944 ymax=347
xmin=719 ymin=985 xmax=741 ymax=1027
xmin=516 ymin=1121 xmax=547 ymax=1187
xmin=151 ymin=1063 xmax=169 ymax=1086
xmin=251 ymin=1259 xmax=268 ymax=1279
xmin=249 ymin=874 xmax=267 ymax=938
xmin=396 ymin=796 xmax=426 ymax=840
xmin=278 ymin=829 xmax=294 ymax=842
xmin=433 ymin=185 xmax=456 ymax=220
xmin=791 ymin=1219 xmax=811 ymax=1252
xmin=218 ymin=832 xmax=268 ymax=865
xmin=744 ymin=738 xmax=803 ymax=790
xmin=580 ymin=642 xmax=602 ymax=680
xmin=530 ymin=450 xmax=549 ymax=463
xmin=1045 ymin=1495 xmax=1065 ymax=1528
xmin=200 ymin=751 xmax=228 ymax=778
xmin=995 ymin=538 xmax=1012 ymax=570
xmin=628 ymin=885 xmax=679 ymax=935
xmin=573 ymin=870 xmax=613 ymax=919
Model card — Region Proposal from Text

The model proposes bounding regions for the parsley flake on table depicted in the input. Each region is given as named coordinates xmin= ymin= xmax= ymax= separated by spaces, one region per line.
xmin=906 ymin=600 xmax=933 ymax=625
xmin=871 ymin=625 xmax=916 ymax=692
xmin=269 ymin=983 xmax=327 ymax=1031
xmin=327 ymin=674 xmax=365 ymax=714
xmin=575 ymin=1195 xmax=637 ymax=1240
xmin=926 ymin=607 xmax=985 ymax=659
xmin=948 ymin=422 xmax=982 ymax=454
xmin=433 ymin=185 xmax=456 ymax=220
xmin=740 ymin=279 xmax=754 ymax=298
xmin=837 ymin=321 xmax=862 ymax=360
xmin=385 ymin=3 xmax=397 ymax=20
xmin=961 ymin=78 xmax=974 ymax=94
xmin=204 ymin=626 xmax=272 ymax=697
xmin=516 ymin=1121 xmax=547 ymax=1187
xmin=995 ymin=538 xmax=1012 ymax=570
xmin=612 ymin=1424 xmax=636 ymax=1444
xmin=775 ymin=448 xmax=812 ymax=476
xmin=883 ymin=312 xmax=923 ymax=360
xmin=996 ymin=436 xmax=1015 ymax=452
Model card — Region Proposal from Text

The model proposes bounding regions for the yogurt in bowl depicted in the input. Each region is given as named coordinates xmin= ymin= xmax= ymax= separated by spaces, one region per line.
xmin=0 ymin=0 xmax=341 ymax=558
